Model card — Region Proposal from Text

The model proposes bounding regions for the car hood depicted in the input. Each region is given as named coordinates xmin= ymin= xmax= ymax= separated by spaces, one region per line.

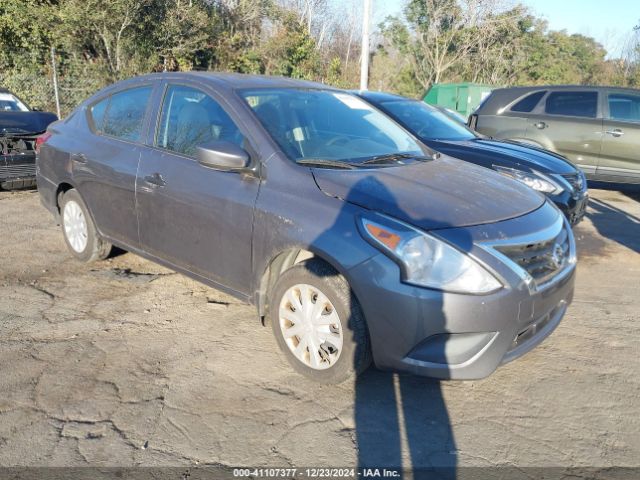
xmin=311 ymin=155 xmax=546 ymax=231
xmin=428 ymin=138 xmax=577 ymax=174
xmin=0 ymin=111 xmax=58 ymax=136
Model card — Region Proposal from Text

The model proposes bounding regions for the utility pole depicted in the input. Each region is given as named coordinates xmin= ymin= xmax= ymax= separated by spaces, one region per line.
xmin=50 ymin=47 xmax=61 ymax=118
xmin=359 ymin=0 xmax=371 ymax=91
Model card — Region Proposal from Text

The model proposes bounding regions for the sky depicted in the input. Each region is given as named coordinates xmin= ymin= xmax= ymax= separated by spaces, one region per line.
xmin=370 ymin=0 xmax=638 ymax=58
xmin=521 ymin=0 xmax=637 ymax=58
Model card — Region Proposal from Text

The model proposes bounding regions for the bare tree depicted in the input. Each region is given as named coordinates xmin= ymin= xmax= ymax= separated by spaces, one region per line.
xmin=385 ymin=0 xmax=521 ymax=88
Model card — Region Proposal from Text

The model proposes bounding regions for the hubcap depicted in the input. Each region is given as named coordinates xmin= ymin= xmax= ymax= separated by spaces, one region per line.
xmin=279 ymin=283 xmax=344 ymax=370
xmin=63 ymin=200 xmax=88 ymax=253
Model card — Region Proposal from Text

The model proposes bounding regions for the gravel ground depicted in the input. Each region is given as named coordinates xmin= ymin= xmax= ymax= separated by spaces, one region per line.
xmin=0 ymin=187 xmax=639 ymax=471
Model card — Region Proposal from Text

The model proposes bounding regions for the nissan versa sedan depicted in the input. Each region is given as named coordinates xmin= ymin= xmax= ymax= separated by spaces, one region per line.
xmin=355 ymin=91 xmax=589 ymax=225
xmin=37 ymin=73 xmax=576 ymax=383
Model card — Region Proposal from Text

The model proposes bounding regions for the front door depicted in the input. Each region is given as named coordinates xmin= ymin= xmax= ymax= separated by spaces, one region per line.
xmin=135 ymin=83 xmax=260 ymax=296
xmin=525 ymin=90 xmax=603 ymax=176
xmin=599 ymin=90 xmax=640 ymax=182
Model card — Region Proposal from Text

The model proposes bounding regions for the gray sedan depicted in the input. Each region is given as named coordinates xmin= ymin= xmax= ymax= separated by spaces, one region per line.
xmin=37 ymin=73 xmax=576 ymax=383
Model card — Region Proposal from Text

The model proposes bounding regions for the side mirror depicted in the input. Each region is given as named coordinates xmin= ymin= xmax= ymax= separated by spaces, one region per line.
xmin=196 ymin=141 xmax=250 ymax=171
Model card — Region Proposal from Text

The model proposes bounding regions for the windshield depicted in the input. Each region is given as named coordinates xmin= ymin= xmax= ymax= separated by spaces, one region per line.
xmin=381 ymin=100 xmax=476 ymax=142
xmin=0 ymin=93 xmax=29 ymax=112
xmin=240 ymin=89 xmax=425 ymax=164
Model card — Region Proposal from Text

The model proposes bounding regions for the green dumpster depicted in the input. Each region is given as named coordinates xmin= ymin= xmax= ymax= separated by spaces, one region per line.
xmin=423 ymin=83 xmax=494 ymax=120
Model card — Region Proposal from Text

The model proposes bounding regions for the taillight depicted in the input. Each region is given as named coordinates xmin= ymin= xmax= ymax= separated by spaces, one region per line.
xmin=35 ymin=132 xmax=52 ymax=153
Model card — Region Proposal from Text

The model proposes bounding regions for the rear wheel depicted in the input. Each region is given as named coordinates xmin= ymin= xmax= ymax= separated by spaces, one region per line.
xmin=269 ymin=259 xmax=371 ymax=383
xmin=60 ymin=189 xmax=111 ymax=262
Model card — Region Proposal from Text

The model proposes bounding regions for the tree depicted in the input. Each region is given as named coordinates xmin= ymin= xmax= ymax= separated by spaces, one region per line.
xmin=383 ymin=0 xmax=516 ymax=89
xmin=146 ymin=0 xmax=211 ymax=71
xmin=55 ymin=0 xmax=150 ymax=76
xmin=0 ymin=0 xmax=53 ymax=68
xmin=262 ymin=11 xmax=320 ymax=79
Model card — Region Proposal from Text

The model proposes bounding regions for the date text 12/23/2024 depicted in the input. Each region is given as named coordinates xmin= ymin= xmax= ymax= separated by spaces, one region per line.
xmin=232 ymin=468 xmax=401 ymax=478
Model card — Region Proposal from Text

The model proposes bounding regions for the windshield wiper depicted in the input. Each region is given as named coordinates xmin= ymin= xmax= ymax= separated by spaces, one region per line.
xmin=296 ymin=158 xmax=357 ymax=169
xmin=361 ymin=153 xmax=431 ymax=165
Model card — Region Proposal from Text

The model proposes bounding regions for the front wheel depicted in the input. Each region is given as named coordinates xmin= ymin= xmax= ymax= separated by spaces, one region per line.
xmin=269 ymin=259 xmax=372 ymax=383
xmin=60 ymin=189 xmax=112 ymax=262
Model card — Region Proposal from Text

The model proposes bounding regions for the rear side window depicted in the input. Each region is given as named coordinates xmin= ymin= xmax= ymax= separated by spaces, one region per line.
xmin=90 ymin=97 xmax=109 ymax=132
xmin=103 ymin=87 xmax=152 ymax=141
xmin=608 ymin=93 xmax=640 ymax=122
xmin=545 ymin=91 xmax=597 ymax=118
xmin=511 ymin=91 xmax=546 ymax=113
xmin=97 ymin=86 xmax=152 ymax=142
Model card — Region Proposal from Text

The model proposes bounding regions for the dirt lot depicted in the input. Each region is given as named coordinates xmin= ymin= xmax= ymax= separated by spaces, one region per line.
xmin=0 ymin=187 xmax=639 ymax=471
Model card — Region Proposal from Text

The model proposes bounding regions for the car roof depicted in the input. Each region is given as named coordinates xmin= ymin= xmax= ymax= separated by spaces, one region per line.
xmin=493 ymin=84 xmax=640 ymax=93
xmin=475 ymin=84 xmax=640 ymax=115
xmin=82 ymin=72 xmax=339 ymax=107
xmin=351 ymin=90 xmax=414 ymax=103
xmin=117 ymin=72 xmax=332 ymax=90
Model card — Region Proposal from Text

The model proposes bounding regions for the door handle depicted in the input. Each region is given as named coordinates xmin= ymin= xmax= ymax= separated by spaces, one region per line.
xmin=534 ymin=121 xmax=547 ymax=129
xmin=143 ymin=173 xmax=166 ymax=187
xmin=71 ymin=152 xmax=87 ymax=163
xmin=605 ymin=129 xmax=624 ymax=137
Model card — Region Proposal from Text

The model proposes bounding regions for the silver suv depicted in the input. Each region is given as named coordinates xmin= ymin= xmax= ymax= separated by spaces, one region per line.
xmin=471 ymin=85 xmax=640 ymax=184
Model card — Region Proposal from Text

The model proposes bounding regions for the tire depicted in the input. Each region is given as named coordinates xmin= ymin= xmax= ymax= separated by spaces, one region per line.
xmin=60 ymin=189 xmax=112 ymax=262
xmin=269 ymin=259 xmax=372 ymax=383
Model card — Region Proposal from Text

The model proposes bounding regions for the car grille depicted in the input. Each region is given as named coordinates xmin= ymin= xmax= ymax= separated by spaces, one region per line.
xmin=494 ymin=223 xmax=571 ymax=287
xmin=560 ymin=171 xmax=586 ymax=193
xmin=0 ymin=162 xmax=36 ymax=181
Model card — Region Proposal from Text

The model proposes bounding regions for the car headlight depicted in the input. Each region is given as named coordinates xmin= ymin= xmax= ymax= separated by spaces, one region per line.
xmin=493 ymin=165 xmax=562 ymax=194
xmin=359 ymin=216 xmax=502 ymax=294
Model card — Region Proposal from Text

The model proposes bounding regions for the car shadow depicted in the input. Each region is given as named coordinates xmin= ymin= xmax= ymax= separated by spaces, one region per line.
xmin=586 ymin=197 xmax=640 ymax=254
xmin=309 ymin=175 xmax=459 ymax=478
xmin=107 ymin=246 xmax=129 ymax=259
xmin=355 ymin=371 xmax=457 ymax=478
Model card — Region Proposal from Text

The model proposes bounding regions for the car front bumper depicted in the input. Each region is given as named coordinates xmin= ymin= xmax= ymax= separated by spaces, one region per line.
xmin=347 ymin=202 xmax=575 ymax=380
xmin=551 ymin=190 xmax=589 ymax=226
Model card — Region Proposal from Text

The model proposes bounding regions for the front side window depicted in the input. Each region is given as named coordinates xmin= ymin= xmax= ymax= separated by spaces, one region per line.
xmin=608 ymin=93 xmax=640 ymax=122
xmin=156 ymin=85 xmax=244 ymax=157
xmin=381 ymin=100 xmax=475 ymax=141
xmin=241 ymin=89 xmax=424 ymax=163
xmin=545 ymin=91 xmax=597 ymax=118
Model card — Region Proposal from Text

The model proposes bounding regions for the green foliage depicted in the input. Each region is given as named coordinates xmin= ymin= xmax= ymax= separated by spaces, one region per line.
xmin=382 ymin=0 xmax=635 ymax=91
xmin=1 ymin=0 xmax=639 ymax=115
xmin=262 ymin=12 xmax=321 ymax=79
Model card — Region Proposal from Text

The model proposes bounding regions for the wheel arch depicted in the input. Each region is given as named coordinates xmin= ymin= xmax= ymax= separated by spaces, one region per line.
xmin=256 ymin=247 xmax=352 ymax=324
xmin=55 ymin=181 xmax=76 ymax=213
xmin=55 ymin=182 xmax=104 ymax=241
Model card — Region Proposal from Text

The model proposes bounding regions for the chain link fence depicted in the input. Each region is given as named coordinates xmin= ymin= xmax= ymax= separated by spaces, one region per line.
xmin=1 ymin=49 xmax=111 ymax=118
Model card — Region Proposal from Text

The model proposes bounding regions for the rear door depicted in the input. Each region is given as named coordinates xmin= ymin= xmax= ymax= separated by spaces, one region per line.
xmin=526 ymin=90 xmax=603 ymax=176
xmin=599 ymin=90 xmax=640 ymax=181
xmin=136 ymin=82 xmax=260 ymax=296
xmin=78 ymin=84 xmax=155 ymax=248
